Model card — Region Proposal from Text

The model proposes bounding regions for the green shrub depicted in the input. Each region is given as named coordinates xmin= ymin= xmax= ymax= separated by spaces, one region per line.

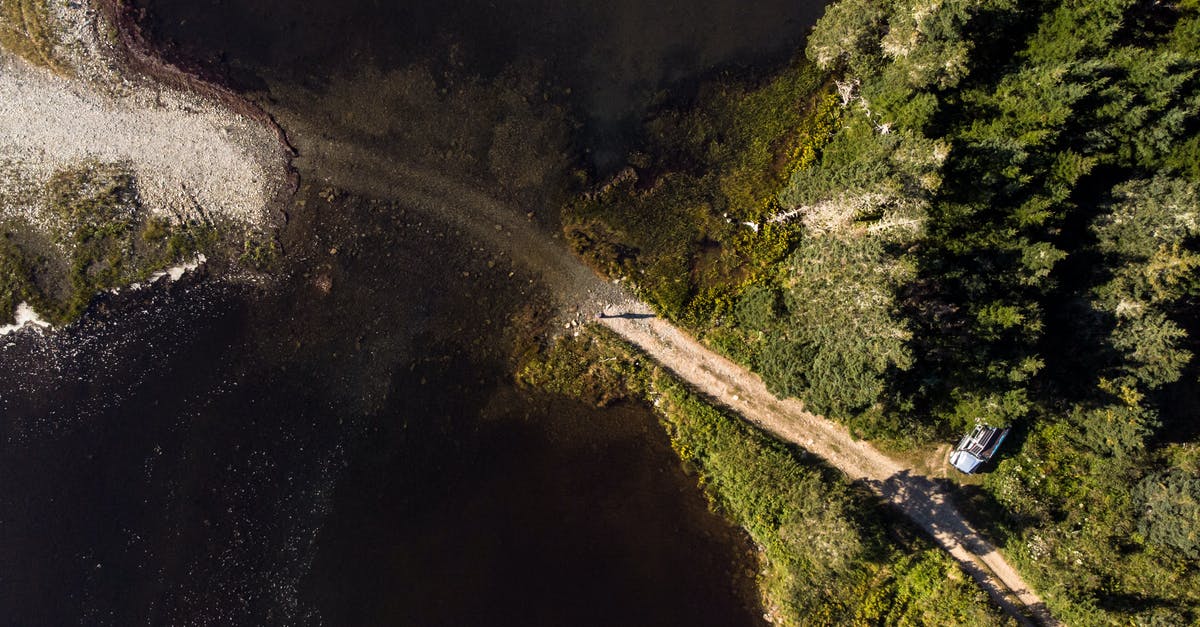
xmin=1135 ymin=467 xmax=1200 ymax=560
xmin=563 ymin=59 xmax=836 ymax=326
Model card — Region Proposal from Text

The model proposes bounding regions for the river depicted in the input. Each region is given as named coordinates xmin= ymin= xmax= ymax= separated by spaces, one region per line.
xmin=0 ymin=1 xmax=828 ymax=624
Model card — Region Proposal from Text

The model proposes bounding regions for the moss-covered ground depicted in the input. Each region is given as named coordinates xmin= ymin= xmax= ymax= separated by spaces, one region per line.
xmin=0 ymin=161 xmax=277 ymax=326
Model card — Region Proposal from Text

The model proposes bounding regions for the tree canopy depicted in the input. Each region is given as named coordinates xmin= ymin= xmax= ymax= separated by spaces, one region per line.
xmin=562 ymin=0 xmax=1200 ymax=620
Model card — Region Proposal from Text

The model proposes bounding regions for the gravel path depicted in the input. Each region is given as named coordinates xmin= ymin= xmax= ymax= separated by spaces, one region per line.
xmin=0 ymin=3 xmax=1053 ymax=618
xmin=307 ymin=134 xmax=1058 ymax=624
xmin=598 ymin=302 xmax=1058 ymax=626
xmin=279 ymin=133 xmax=629 ymax=314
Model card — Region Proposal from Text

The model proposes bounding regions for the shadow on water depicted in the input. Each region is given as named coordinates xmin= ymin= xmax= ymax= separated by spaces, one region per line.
xmin=305 ymin=357 xmax=765 ymax=627
xmin=133 ymin=0 xmax=828 ymax=170
xmin=0 ymin=0 xmax=838 ymax=623
xmin=0 ymin=185 xmax=765 ymax=625
xmin=274 ymin=189 xmax=768 ymax=627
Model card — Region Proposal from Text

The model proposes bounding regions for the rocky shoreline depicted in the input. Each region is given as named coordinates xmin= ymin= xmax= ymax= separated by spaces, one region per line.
xmin=0 ymin=0 xmax=295 ymax=223
xmin=97 ymin=0 xmax=300 ymax=186
xmin=0 ymin=0 xmax=298 ymax=329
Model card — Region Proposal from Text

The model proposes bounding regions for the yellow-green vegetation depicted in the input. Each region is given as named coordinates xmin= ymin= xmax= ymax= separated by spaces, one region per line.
xmin=519 ymin=329 xmax=1008 ymax=626
xmin=658 ymin=381 xmax=1005 ymax=626
xmin=709 ymin=228 xmax=923 ymax=441
xmin=238 ymin=234 xmax=280 ymax=271
xmin=0 ymin=229 xmax=39 ymax=322
xmin=563 ymin=59 xmax=838 ymax=326
xmin=0 ymin=0 xmax=69 ymax=74
xmin=562 ymin=55 xmax=933 ymax=443
xmin=0 ymin=161 xmax=245 ymax=325
xmin=987 ymin=424 xmax=1200 ymax=625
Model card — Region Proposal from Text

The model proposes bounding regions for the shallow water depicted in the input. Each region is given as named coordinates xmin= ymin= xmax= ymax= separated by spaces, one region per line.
xmin=1 ymin=1 xmax=830 ymax=624
xmin=135 ymin=0 xmax=827 ymax=170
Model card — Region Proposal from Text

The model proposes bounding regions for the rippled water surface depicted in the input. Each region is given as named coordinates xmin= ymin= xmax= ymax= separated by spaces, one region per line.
xmin=2 ymin=1 xmax=829 ymax=624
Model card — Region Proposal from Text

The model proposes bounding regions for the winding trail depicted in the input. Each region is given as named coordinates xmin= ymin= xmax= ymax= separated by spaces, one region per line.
xmin=267 ymin=100 xmax=1057 ymax=625
xmin=597 ymin=302 xmax=1056 ymax=626
xmin=307 ymin=150 xmax=1056 ymax=623
xmin=278 ymin=134 xmax=628 ymax=309
xmin=3 ymin=1 xmax=1052 ymax=622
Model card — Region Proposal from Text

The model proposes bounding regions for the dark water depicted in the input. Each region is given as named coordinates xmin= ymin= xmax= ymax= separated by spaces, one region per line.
xmin=2 ymin=1 xmax=829 ymax=625
xmin=0 ymin=193 xmax=762 ymax=625
xmin=135 ymin=0 xmax=827 ymax=168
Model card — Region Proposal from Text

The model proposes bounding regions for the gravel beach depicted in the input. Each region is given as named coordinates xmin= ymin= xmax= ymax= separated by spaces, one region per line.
xmin=0 ymin=0 xmax=289 ymax=231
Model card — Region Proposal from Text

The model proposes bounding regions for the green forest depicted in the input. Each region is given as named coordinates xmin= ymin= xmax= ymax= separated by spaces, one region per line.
xmin=562 ymin=0 xmax=1200 ymax=623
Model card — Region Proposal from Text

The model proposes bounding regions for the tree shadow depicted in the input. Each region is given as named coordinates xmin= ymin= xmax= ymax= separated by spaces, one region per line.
xmin=1094 ymin=590 xmax=1184 ymax=615
xmin=600 ymin=312 xmax=656 ymax=320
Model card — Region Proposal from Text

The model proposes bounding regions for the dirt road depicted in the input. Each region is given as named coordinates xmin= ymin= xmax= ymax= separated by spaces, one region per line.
xmin=296 ymin=144 xmax=1057 ymax=623
xmin=597 ymin=301 xmax=1058 ymax=627
xmin=242 ymin=59 xmax=1056 ymax=623
xmin=4 ymin=2 xmax=1053 ymax=622
xmin=274 ymin=126 xmax=630 ymax=312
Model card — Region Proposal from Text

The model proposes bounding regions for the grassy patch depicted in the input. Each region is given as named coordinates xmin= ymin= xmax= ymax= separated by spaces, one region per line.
xmin=562 ymin=54 xmax=932 ymax=444
xmin=0 ymin=161 xmax=235 ymax=326
xmin=0 ymin=0 xmax=70 ymax=74
xmin=655 ymin=377 xmax=1006 ymax=625
xmin=237 ymin=233 xmax=280 ymax=271
xmin=985 ymin=423 xmax=1200 ymax=624
xmin=558 ymin=0 xmax=1200 ymax=621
